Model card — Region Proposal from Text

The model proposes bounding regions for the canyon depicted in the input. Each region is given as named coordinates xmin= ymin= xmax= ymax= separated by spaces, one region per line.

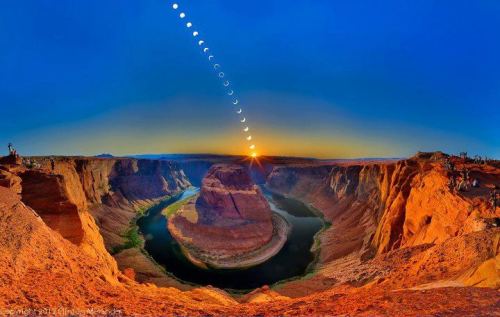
xmin=0 ymin=152 xmax=498 ymax=316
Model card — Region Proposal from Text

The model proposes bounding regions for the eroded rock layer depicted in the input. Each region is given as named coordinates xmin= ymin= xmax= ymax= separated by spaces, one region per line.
xmin=169 ymin=164 xmax=289 ymax=268
xmin=3 ymin=157 xmax=192 ymax=287
xmin=197 ymin=164 xmax=272 ymax=225
xmin=0 ymin=153 xmax=498 ymax=316
xmin=265 ymin=152 xmax=500 ymax=296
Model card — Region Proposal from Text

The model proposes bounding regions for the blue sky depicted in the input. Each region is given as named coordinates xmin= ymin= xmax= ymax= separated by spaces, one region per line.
xmin=0 ymin=0 xmax=499 ymax=158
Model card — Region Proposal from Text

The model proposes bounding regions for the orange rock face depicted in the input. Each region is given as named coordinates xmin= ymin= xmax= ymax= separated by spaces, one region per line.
xmin=265 ymin=153 xmax=499 ymax=298
xmin=0 ymin=153 xmax=498 ymax=316
xmin=267 ymin=153 xmax=499 ymax=260
xmin=0 ymin=168 xmax=21 ymax=194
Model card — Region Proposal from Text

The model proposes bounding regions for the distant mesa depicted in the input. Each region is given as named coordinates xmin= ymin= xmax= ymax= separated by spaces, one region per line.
xmin=95 ymin=153 xmax=114 ymax=158
xmin=168 ymin=164 xmax=289 ymax=269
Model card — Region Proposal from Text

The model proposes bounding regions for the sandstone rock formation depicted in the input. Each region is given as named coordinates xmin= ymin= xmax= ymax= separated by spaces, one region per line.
xmin=3 ymin=156 xmax=192 ymax=287
xmin=197 ymin=164 xmax=273 ymax=225
xmin=169 ymin=164 xmax=289 ymax=268
xmin=0 ymin=153 xmax=498 ymax=316
xmin=0 ymin=168 xmax=21 ymax=194
xmin=266 ymin=153 xmax=500 ymax=296
xmin=0 ymin=186 xmax=238 ymax=315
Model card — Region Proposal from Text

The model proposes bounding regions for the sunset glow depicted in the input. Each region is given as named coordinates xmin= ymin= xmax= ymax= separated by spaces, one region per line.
xmin=0 ymin=1 xmax=498 ymax=159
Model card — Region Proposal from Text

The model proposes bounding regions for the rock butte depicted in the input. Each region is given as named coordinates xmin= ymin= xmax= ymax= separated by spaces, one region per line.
xmin=0 ymin=152 xmax=498 ymax=316
xmin=168 ymin=164 xmax=289 ymax=268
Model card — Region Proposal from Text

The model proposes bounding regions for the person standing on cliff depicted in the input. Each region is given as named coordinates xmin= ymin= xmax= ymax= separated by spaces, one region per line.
xmin=444 ymin=157 xmax=454 ymax=171
xmin=448 ymin=175 xmax=456 ymax=192
xmin=464 ymin=169 xmax=471 ymax=190
xmin=490 ymin=188 xmax=498 ymax=212
xmin=7 ymin=143 xmax=15 ymax=156
xmin=457 ymin=177 xmax=467 ymax=192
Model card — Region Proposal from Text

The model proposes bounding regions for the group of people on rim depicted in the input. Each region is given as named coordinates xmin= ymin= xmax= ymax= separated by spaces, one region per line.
xmin=444 ymin=153 xmax=498 ymax=213
xmin=447 ymin=166 xmax=477 ymax=193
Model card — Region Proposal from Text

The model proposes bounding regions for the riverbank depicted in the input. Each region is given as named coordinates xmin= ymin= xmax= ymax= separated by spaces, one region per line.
xmin=136 ymin=185 xmax=324 ymax=290
xmin=261 ymin=187 xmax=329 ymax=290
xmin=167 ymin=197 xmax=291 ymax=269
xmin=170 ymin=210 xmax=291 ymax=269
xmin=114 ymin=188 xmax=201 ymax=290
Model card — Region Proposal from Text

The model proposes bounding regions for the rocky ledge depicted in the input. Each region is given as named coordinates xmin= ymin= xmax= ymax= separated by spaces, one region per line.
xmin=168 ymin=164 xmax=290 ymax=269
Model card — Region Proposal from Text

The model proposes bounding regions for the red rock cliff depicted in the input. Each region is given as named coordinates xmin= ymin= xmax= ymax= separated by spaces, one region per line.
xmin=267 ymin=153 xmax=499 ymax=260
xmin=0 ymin=157 xmax=191 ymax=281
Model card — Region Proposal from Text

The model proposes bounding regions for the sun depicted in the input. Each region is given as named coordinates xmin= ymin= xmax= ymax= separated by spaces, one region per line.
xmin=251 ymin=152 xmax=258 ymax=158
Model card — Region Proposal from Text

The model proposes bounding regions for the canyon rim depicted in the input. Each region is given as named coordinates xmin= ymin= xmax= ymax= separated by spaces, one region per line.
xmin=0 ymin=152 xmax=498 ymax=316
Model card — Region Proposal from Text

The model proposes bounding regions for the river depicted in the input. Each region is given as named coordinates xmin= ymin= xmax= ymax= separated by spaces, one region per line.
xmin=136 ymin=187 xmax=323 ymax=290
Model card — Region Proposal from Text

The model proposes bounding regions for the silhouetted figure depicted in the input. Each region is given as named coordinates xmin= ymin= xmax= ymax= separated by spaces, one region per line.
xmin=1 ymin=142 xmax=21 ymax=166
xmin=7 ymin=143 xmax=16 ymax=156
xmin=473 ymin=155 xmax=483 ymax=164
xmin=490 ymin=189 xmax=498 ymax=212
xmin=448 ymin=175 xmax=456 ymax=192
xmin=444 ymin=158 xmax=455 ymax=172
xmin=460 ymin=169 xmax=466 ymax=180
xmin=459 ymin=169 xmax=470 ymax=191
xmin=457 ymin=178 xmax=467 ymax=192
